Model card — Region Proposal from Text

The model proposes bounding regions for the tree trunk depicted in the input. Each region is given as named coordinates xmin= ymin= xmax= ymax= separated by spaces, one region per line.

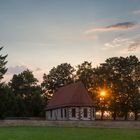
xmin=101 ymin=110 xmax=104 ymax=120
xmin=134 ymin=110 xmax=138 ymax=121
xmin=124 ymin=112 xmax=128 ymax=120
xmin=113 ymin=111 xmax=116 ymax=120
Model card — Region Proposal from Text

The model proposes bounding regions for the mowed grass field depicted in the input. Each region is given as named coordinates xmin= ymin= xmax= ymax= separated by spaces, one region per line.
xmin=0 ymin=126 xmax=139 ymax=140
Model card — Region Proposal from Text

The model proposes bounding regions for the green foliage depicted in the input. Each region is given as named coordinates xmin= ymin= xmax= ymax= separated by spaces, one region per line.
xmin=0 ymin=47 xmax=7 ymax=83
xmin=42 ymin=63 xmax=75 ymax=94
xmin=0 ymin=46 xmax=140 ymax=120
xmin=40 ymin=57 xmax=140 ymax=120
xmin=93 ymin=56 xmax=140 ymax=120
xmin=76 ymin=61 xmax=94 ymax=89
xmin=9 ymin=69 xmax=44 ymax=117
xmin=0 ymin=84 xmax=16 ymax=119
xmin=0 ymin=47 xmax=9 ymax=119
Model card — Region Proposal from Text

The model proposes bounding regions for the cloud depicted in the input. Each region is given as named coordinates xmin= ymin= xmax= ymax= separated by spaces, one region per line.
xmin=128 ymin=42 xmax=140 ymax=51
xmin=103 ymin=35 xmax=140 ymax=54
xmin=2 ymin=65 xmax=28 ymax=83
xmin=35 ymin=67 xmax=42 ymax=71
xmin=7 ymin=65 xmax=27 ymax=75
xmin=121 ymin=42 xmax=140 ymax=54
xmin=133 ymin=9 xmax=140 ymax=14
xmin=3 ymin=64 xmax=45 ymax=83
xmin=33 ymin=69 xmax=44 ymax=83
xmin=104 ymin=38 xmax=133 ymax=49
xmin=84 ymin=34 xmax=99 ymax=40
xmin=85 ymin=22 xmax=136 ymax=34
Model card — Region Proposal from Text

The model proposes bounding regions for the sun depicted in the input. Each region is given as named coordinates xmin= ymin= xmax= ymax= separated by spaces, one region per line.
xmin=100 ymin=91 xmax=106 ymax=96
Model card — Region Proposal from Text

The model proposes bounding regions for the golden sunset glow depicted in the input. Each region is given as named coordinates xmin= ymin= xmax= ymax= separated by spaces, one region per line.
xmin=100 ymin=91 xmax=106 ymax=97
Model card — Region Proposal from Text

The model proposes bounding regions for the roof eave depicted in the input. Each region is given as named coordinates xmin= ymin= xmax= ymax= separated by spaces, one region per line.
xmin=45 ymin=104 xmax=95 ymax=110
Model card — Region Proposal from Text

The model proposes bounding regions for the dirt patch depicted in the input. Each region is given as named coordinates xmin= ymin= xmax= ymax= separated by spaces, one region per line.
xmin=0 ymin=120 xmax=140 ymax=129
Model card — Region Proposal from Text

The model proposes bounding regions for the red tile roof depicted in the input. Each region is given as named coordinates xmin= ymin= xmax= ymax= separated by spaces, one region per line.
xmin=46 ymin=81 xmax=94 ymax=110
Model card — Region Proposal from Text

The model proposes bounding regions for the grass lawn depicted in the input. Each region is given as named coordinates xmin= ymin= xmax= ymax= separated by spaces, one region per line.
xmin=0 ymin=126 xmax=139 ymax=140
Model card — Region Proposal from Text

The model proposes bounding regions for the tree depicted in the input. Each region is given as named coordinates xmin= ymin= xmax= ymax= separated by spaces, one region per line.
xmin=42 ymin=63 xmax=75 ymax=94
xmin=92 ymin=66 xmax=111 ymax=120
xmin=0 ymin=47 xmax=8 ymax=119
xmin=0 ymin=84 xmax=17 ymax=118
xmin=76 ymin=61 xmax=94 ymax=89
xmin=10 ymin=69 xmax=38 ymax=96
xmin=76 ymin=61 xmax=96 ymax=107
xmin=114 ymin=56 xmax=140 ymax=120
xmin=0 ymin=47 xmax=7 ymax=84
xmin=98 ymin=56 xmax=140 ymax=120
xmin=126 ymin=56 xmax=140 ymax=120
xmin=76 ymin=61 xmax=110 ymax=120
xmin=9 ymin=69 xmax=44 ymax=117
xmin=99 ymin=57 xmax=125 ymax=120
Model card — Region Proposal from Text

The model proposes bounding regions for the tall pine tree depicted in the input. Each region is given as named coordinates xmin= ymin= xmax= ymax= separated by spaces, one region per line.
xmin=0 ymin=47 xmax=7 ymax=84
xmin=0 ymin=47 xmax=8 ymax=119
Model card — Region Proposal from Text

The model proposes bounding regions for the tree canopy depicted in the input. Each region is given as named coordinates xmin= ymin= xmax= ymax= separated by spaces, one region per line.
xmin=0 ymin=51 xmax=140 ymax=120
xmin=41 ymin=63 xmax=75 ymax=94
xmin=9 ymin=69 xmax=44 ymax=117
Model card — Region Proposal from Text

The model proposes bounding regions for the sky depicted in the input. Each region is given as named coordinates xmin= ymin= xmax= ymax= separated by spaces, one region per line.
xmin=0 ymin=0 xmax=140 ymax=82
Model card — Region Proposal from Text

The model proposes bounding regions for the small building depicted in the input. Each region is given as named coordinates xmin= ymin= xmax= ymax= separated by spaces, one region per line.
xmin=46 ymin=82 xmax=95 ymax=121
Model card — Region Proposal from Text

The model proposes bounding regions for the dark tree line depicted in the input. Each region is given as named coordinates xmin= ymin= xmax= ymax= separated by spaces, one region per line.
xmin=0 ymin=47 xmax=140 ymax=120
xmin=0 ymin=47 xmax=45 ymax=119
xmin=9 ymin=70 xmax=44 ymax=117
xmin=42 ymin=57 xmax=140 ymax=120
xmin=0 ymin=47 xmax=8 ymax=118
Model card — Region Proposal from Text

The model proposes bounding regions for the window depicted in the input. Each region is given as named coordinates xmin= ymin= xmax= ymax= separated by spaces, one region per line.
xmin=72 ymin=108 xmax=76 ymax=118
xmin=64 ymin=109 xmax=67 ymax=118
xmin=61 ymin=109 xmax=63 ymax=118
xmin=50 ymin=110 xmax=52 ymax=118
xmin=93 ymin=109 xmax=95 ymax=117
xmin=83 ymin=108 xmax=87 ymax=118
